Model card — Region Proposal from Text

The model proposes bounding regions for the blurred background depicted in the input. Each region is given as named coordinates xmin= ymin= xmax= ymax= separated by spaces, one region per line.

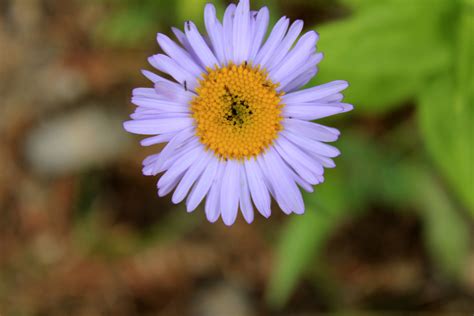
xmin=0 ymin=0 xmax=473 ymax=315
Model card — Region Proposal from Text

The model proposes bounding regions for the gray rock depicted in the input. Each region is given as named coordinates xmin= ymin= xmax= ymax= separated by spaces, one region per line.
xmin=191 ymin=282 xmax=255 ymax=316
xmin=24 ymin=106 xmax=131 ymax=175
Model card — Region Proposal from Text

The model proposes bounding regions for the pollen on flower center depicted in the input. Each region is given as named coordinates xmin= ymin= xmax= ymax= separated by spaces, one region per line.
xmin=191 ymin=63 xmax=284 ymax=160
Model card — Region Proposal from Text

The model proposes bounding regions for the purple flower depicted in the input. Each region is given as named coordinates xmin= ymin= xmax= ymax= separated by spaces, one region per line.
xmin=124 ymin=0 xmax=353 ymax=225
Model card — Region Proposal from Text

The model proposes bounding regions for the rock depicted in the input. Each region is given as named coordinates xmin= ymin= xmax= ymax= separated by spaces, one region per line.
xmin=24 ymin=106 xmax=131 ymax=175
xmin=190 ymin=282 xmax=255 ymax=316
xmin=38 ymin=65 xmax=89 ymax=107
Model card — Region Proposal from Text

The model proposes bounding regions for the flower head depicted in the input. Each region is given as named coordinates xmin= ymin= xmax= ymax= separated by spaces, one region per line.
xmin=124 ymin=0 xmax=353 ymax=225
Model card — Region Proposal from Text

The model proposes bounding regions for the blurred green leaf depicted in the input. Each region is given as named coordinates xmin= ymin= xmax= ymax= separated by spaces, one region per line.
xmin=418 ymin=77 xmax=473 ymax=214
xmin=417 ymin=169 xmax=471 ymax=279
xmin=72 ymin=207 xmax=199 ymax=259
xmin=140 ymin=206 xmax=201 ymax=245
xmin=266 ymin=210 xmax=338 ymax=307
xmin=96 ymin=7 xmax=155 ymax=46
xmin=418 ymin=0 xmax=474 ymax=214
xmin=175 ymin=0 xmax=225 ymax=28
xmin=253 ymin=0 xmax=281 ymax=25
xmin=176 ymin=0 xmax=208 ymax=27
xmin=95 ymin=0 xmax=228 ymax=47
xmin=339 ymin=0 xmax=386 ymax=10
xmin=267 ymin=136 xmax=354 ymax=308
xmin=72 ymin=211 xmax=140 ymax=258
xmin=95 ymin=0 xmax=177 ymax=47
xmin=313 ymin=0 xmax=453 ymax=112
xmin=267 ymin=133 xmax=421 ymax=307
xmin=268 ymin=129 xmax=472 ymax=306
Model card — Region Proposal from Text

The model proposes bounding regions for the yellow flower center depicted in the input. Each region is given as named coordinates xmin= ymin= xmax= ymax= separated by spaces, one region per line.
xmin=191 ymin=63 xmax=283 ymax=160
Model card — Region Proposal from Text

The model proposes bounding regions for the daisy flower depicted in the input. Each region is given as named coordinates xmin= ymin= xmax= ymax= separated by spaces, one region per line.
xmin=124 ymin=0 xmax=353 ymax=226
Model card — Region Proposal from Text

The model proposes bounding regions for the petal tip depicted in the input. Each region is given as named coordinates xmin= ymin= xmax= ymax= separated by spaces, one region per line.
xmin=157 ymin=189 xmax=167 ymax=198
xmin=186 ymin=204 xmax=196 ymax=213
xmin=260 ymin=6 xmax=269 ymax=15
xmin=244 ymin=217 xmax=254 ymax=224
xmin=205 ymin=3 xmax=216 ymax=12
xmin=123 ymin=120 xmax=133 ymax=132
xmin=222 ymin=217 xmax=236 ymax=226
xmin=342 ymin=103 xmax=354 ymax=112
xmin=206 ymin=213 xmax=219 ymax=223
xmin=156 ymin=32 xmax=167 ymax=43
xmin=260 ymin=209 xmax=271 ymax=218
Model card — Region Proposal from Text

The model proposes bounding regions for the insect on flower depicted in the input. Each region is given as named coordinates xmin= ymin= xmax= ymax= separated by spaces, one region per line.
xmin=124 ymin=0 xmax=353 ymax=225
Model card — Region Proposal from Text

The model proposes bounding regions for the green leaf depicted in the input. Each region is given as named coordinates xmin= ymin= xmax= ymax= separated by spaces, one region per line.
xmin=175 ymin=0 xmax=225 ymax=28
xmin=266 ymin=208 xmax=342 ymax=308
xmin=267 ymin=130 xmax=471 ymax=307
xmin=266 ymin=137 xmax=359 ymax=308
xmin=339 ymin=0 xmax=387 ymax=10
xmin=418 ymin=77 xmax=474 ymax=214
xmin=417 ymin=170 xmax=471 ymax=279
xmin=95 ymin=0 xmax=177 ymax=47
xmin=418 ymin=0 xmax=474 ymax=214
xmin=312 ymin=0 xmax=453 ymax=112
xmin=253 ymin=0 xmax=281 ymax=25
xmin=266 ymin=134 xmax=420 ymax=307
